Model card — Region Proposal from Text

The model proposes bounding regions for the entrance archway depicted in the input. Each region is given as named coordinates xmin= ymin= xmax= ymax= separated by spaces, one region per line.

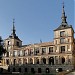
xmin=49 ymin=57 xmax=54 ymax=65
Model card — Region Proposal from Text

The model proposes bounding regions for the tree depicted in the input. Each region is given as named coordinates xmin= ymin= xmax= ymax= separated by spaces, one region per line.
xmin=0 ymin=36 xmax=6 ymax=59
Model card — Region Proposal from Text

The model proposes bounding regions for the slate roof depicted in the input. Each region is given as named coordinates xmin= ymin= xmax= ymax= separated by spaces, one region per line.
xmin=54 ymin=23 xmax=73 ymax=31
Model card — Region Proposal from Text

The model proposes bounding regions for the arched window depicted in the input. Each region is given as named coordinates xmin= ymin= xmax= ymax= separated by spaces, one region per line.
xmin=42 ymin=58 xmax=46 ymax=64
xmin=13 ymin=59 xmax=16 ymax=65
xmin=23 ymin=58 xmax=27 ymax=64
xmin=61 ymin=57 xmax=65 ymax=64
xmin=49 ymin=57 xmax=54 ymax=65
xmin=36 ymin=59 xmax=39 ymax=64
xmin=6 ymin=59 xmax=9 ymax=65
xmin=30 ymin=58 xmax=33 ymax=64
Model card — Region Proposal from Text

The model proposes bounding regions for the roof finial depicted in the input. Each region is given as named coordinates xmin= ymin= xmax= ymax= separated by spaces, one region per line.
xmin=13 ymin=19 xmax=15 ymax=26
xmin=61 ymin=2 xmax=67 ymax=24
xmin=12 ymin=19 xmax=16 ymax=37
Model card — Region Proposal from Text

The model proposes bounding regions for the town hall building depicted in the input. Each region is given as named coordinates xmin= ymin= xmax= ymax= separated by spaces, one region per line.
xmin=0 ymin=3 xmax=75 ymax=74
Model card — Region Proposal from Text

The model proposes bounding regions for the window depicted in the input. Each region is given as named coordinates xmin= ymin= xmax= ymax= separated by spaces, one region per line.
xmin=6 ymin=59 xmax=9 ymax=65
xmin=16 ymin=41 xmax=19 ymax=46
xmin=38 ymin=68 xmax=41 ymax=73
xmin=7 ymin=52 xmax=9 ymax=57
xmin=19 ymin=68 xmax=21 ymax=72
xmin=31 ymin=68 xmax=35 ymax=73
xmin=42 ymin=48 xmax=46 ymax=54
xmin=8 ymin=41 xmax=10 ymax=45
xmin=18 ymin=51 xmax=23 ymax=56
xmin=34 ymin=48 xmax=39 ymax=55
xmin=56 ymin=40 xmax=57 ymax=44
xmin=49 ymin=47 xmax=53 ymax=53
xmin=60 ymin=46 xmax=65 ymax=53
xmin=13 ymin=51 xmax=17 ymax=57
xmin=46 ymin=68 xmax=49 ymax=73
xmin=25 ymin=68 xmax=27 ymax=72
xmin=60 ymin=31 xmax=65 ymax=37
xmin=30 ymin=49 xmax=33 ymax=55
xmin=60 ymin=38 xmax=65 ymax=43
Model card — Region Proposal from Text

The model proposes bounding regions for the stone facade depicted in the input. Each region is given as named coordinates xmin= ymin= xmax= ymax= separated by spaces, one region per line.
xmin=0 ymin=4 xmax=75 ymax=74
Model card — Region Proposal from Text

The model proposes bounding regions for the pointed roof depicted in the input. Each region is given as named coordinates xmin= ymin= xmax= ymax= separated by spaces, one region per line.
xmin=6 ymin=19 xmax=22 ymax=41
xmin=11 ymin=19 xmax=16 ymax=37
xmin=54 ymin=2 xmax=73 ymax=31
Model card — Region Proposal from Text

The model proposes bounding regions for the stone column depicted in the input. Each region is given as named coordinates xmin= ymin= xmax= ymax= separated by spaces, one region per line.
xmin=33 ymin=57 xmax=35 ymax=64
xmin=21 ymin=58 xmax=23 ymax=64
xmin=46 ymin=57 xmax=49 ymax=64
xmin=46 ymin=47 xmax=49 ymax=54
xmin=39 ymin=57 xmax=42 ymax=64
xmin=27 ymin=58 xmax=29 ymax=64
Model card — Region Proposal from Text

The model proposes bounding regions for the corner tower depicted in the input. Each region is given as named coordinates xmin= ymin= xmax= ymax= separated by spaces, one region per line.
xmin=54 ymin=3 xmax=74 ymax=67
xmin=4 ymin=19 xmax=22 ymax=51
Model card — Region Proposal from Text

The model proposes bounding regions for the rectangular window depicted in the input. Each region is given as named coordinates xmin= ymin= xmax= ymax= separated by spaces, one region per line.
xmin=20 ymin=50 xmax=23 ymax=56
xmin=60 ymin=46 xmax=65 ymax=53
xmin=34 ymin=48 xmax=39 ymax=55
xmin=13 ymin=51 xmax=17 ymax=57
xmin=42 ymin=48 xmax=46 ymax=54
xmin=60 ymin=38 xmax=65 ymax=43
xmin=16 ymin=41 xmax=19 ymax=46
xmin=8 ymin=41 xmax=10 ymax=45
xmin=49 ymin=47 xmax=53 ymax=53
xmin=60 ymin=31 xmax=65 ymax=37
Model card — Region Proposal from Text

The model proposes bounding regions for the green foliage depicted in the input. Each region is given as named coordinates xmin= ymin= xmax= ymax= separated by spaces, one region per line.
xmin=0 ymin=36 xmax=6 ymax=59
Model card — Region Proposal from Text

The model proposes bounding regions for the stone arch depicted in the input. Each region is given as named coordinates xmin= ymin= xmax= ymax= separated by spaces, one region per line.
xmin=13 ymin=59 xmax=17 ymax=65
xmin=6 ymin=59 xmax=9 ymax=65
xmin=36 ymin=58 xmax=39 ymax=64
xmin=18 ymin=58 xmax=21 ymax=64
xmin=42 ymin=58 xmax=46 ymax=64
xmin=49 ymin=57 xmax=54 ymax=65
xmin=23 ymin=58 xmax=27 ymax=64
xmin=30 ymin=58 xmax=33 ymax=64
xmin=61 ymin=57 xmax=65 ymax=64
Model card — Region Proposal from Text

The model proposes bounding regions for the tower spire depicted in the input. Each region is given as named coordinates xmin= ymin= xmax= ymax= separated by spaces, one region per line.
xmin=61 ymin=2 xmax=67 ymax=24
xmin=11 ymin=19 xmax=16 ymax=37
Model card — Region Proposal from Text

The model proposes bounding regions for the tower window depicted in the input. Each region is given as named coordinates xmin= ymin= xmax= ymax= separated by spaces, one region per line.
xmin=60 ymin=31 xmax=65 ymax=37
xmin=8 ymin=41 xmax=10 ymax=45
xmin=60 ymin=38 xmax=65 ymax=43
xmin=60 ymin=46 xmax=65 ymax=53
xmin=16 ymin=41 xmax=19 ymax=46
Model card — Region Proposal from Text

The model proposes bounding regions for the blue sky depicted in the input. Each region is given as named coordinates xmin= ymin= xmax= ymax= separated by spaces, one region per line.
xmin=0 ymin=0 xmax=74 ymax=45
